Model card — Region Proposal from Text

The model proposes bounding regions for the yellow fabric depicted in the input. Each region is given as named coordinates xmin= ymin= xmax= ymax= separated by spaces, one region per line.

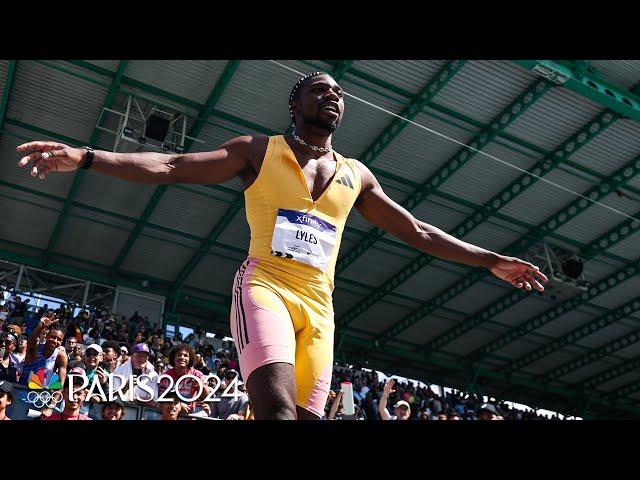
xmin=245 ymin=135 xmax=361 ymax=289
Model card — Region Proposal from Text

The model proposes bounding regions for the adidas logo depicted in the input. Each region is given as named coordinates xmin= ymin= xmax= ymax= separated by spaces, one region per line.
xmin=336 ymin=175 xmax=354 ymax=189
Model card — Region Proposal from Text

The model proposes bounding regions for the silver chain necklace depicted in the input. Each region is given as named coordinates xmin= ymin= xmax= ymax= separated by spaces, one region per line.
xmin=292 ymin=132 xmax=332 ymax=153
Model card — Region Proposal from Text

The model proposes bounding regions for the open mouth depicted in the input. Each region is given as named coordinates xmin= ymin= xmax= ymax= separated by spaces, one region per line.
xmin=320 ymin=103 xmax=340 ymax=117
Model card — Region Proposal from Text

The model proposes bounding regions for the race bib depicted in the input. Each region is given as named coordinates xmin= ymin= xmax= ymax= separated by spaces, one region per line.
xmin=271 ymin=209 xmax=337 ymax=272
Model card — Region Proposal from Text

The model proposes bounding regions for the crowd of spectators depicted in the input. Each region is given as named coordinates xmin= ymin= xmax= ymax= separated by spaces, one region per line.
xmin=1 ymin=291 xmax=569 ymax=421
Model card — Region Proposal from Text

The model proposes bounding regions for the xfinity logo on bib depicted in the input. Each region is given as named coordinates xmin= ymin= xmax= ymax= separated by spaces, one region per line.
xmin=296 ymin=214 xmax=322 ymax=230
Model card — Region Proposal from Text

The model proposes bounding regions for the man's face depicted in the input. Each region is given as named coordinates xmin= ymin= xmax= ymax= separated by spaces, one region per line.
xmin=102 ymin=404 xmax=124 ymax=420
xmin=395 ymin=405 xmax=410 ymax=420
xmin=162 ymin=399 xmax=181 ymax=420
xmin=65 ymin=386 xmax=87 ymax=409
xmin=132 ymin=352 xmax=149 ymax=369
xmin=174 ymin=349 xmax=190 ymax=369
xmin=46 ymin=330 xmax=64 ymax=350
xmin=294 ymin=74 xmax=345 ymax=133
xmin=103 ymin=347 xmax=118 ymax=361
xmin=72 ymin=345 xmax=83 ymax=357
xmin=66 ymin=337 xmax=77 ymax=350
xmin=0 ymin=391 xmax=12 ymax=410
xmin=195 ymin=354 xmax=204 ymax=366
xmin=84 ymin=349 xmax=102 ymax=369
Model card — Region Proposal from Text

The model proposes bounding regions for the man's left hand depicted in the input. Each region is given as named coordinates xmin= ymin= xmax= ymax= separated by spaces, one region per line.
xmin=489 ymin=255 xmax=548 ymax=292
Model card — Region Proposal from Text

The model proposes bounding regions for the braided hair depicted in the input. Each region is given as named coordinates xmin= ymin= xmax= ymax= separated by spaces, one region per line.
xmin=288 ymin=71 xmax=329 ymax=123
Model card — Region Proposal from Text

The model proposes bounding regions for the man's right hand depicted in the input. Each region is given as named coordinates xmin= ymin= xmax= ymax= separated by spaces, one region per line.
xmin=383 ymin=378 xmax=396 ymax=396
xmin=17 ymin=142 xmax=86 ymax=180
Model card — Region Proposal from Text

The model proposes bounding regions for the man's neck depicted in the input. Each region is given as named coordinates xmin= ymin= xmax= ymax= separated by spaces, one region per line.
xmin=0 ymin=409 xmax=6 ymax=420
xmin=174 ymin=365 xmax=189 ymax=376
xmin=292 ymin=126 xmax=333 ymax=151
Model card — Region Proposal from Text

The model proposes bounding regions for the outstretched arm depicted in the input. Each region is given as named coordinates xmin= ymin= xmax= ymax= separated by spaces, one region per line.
xmin=355 ymin=162 xmax=548 ymax=291
xmin=16 ymin=135 xmax=266 ymax=185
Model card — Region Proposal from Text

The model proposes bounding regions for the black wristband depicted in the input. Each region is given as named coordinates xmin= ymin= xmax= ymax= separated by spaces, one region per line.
xmin=81 ymin=146 xmax=95 ymax=170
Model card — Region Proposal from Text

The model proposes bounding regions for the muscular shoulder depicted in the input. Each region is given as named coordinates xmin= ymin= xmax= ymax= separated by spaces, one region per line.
xmin=223 ymin=134 xmax=269 ymax=166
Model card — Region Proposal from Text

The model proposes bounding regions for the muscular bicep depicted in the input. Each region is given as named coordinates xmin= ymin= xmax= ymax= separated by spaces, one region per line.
xmin=355 ymin=163 xmax=422 ymax=245
xmin=169 ymin=135 xmax=265 ymax=185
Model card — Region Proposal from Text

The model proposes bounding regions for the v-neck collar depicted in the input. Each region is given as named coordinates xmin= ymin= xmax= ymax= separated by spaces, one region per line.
xmin=282 ymin=135 xmax=342 ymax=204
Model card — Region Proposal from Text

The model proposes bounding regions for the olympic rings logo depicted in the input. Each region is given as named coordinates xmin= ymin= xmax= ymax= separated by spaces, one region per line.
xmin=26 ymin=390 xmax=64 ymax=409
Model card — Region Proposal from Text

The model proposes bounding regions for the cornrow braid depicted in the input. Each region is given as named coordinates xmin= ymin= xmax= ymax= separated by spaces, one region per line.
xmin=288 ymin=71 xmax=328 ymax=122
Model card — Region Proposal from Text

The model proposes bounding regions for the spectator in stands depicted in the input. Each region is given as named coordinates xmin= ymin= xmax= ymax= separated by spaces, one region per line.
xmin=42 ymin=367 xmax=92 ymax=421
xmin=64 ymin=336 xmax=77 ymax=358
xmin=117 ymin=346 xmax=129 ymax=366
xmin=154 ymin=358 xmax=166 ymax=375
xmin=0 ymin=332 xmax=19 ymax=382
xmin=210 ymin=369 xmax=249 ymax=420
xmin=159 ymin=343 xmax=211 ymax=413
xmin=21 ymin=314 xmax=67 ymax=386
xmin=10 ymin=296 xmax=26 ymax=327
xmin=160 ymin=387 xmax=183 ymax=421
xmin=194 ymin=353 xmax=211 ymax=376
xmin=477 ymin=403 xmax=502 ymax=420
xmin=73 ymin=343 xmax=107 ymax=386
xmin=100 ymin=341 xmax=121 ymax=374
xmin=101 ymin=398 xmax=126 ymax=421
xmin=111 ymin=343 xmax=158 ymax=403
xmin=0 ymin=380 xmax=14 ymax=420
xmin=379 ymin=378 xmax=410 ymax=420
xmin=68 ymin=343 xmax=84 ymax=364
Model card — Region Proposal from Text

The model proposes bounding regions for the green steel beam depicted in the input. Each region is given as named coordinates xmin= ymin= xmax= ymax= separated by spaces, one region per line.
xmin=335 ymin=80 xmax=558 ymax=330
xmin=534 ymin=302 xmax=640 ymax=381
xmin=42 ymin=60 xmax=129 ymax=267
xmin=356 ymin=60 xmax=465 ymax=167
xmin=607 ymin=378 xmax=640 ymax=404
xmin=580 ymin=353 xmax=640 ymax=390
xmin=169 ymin=60 xmax=355 ymax=294
xmin=411 ymin=144 xmax=639 ymax=354
xmin=110 ymin=60 xmax=241 ymax=276
xmin=467 ymin=258 xmax=640 ymax=363
xmin=514 ymin=60 xmax=640 ymax=123
xmin=0 ymin=60 xmax=17 ymax=131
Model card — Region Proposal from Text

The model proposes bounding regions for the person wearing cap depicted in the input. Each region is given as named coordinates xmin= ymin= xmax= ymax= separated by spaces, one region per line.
xmin=378 ymin=378 xmax=411 ymax=420
xmin=0 ymin=380 xmax=14 ymax=420
xmin=117 ymin=345 xmax=129 ymax=366
xmin=111 ymin=342 xmax=159 ymax=403
xmin=41 ymin=367 xmax=92 ymax=420
xmin=210 ymin=369 xmax=249 ymax=420
xmin=477 ymin=403 xmax=503 ymax=420
xmin=72 ymin=343 xmax=107 ymax=386
xmin=0 ymin=332 xmax=20 ymax=382
xmin=101 ymin=398 xmax=126 ymax=420
xmin=158 ymin=343 xmax=211 ymax=414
